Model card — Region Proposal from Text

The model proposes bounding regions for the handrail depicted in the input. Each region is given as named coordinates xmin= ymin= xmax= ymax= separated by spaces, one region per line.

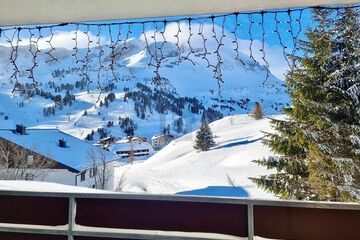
xmin=0 ymin=223 xmax=242 ymax=240
xmin=0 ymin=190 xmax=359 ymax=210
xmin=0 ymin=190 xmax=359 ymax=240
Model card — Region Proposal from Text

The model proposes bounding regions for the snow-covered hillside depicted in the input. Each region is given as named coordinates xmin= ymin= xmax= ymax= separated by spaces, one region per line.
xmin=0 ymin=26 xmax=289 ymax=142
xmin=115 ymin=115 xmax=279 ymax=199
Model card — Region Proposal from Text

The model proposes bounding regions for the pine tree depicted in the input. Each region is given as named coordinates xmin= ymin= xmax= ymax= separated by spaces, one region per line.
xmin=251 ymin=102 xmax=265 ymax=120
xmin=174 ymin=117 xmax=184 ymax=133
xmin=194 ymin=121 xmax=215 ymax=151
xmin=251 ymin=9 xmax=337 ymax=201
xmin=320 ymin=7 xmax=360 ymax=199
xmin=163 ymin=124 xmax=170 ymax=134
xmin=85 ymin=133 xmax=93 ymax=141
xmin=124 ymin=126 xmax=134 ymax=136
xmin=251 ymin=8 xmax=360 ymax=201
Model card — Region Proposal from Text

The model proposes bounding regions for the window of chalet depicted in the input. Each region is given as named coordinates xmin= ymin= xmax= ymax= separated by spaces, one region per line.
xmin=80 ymin=171 xmax=86 ymax=182
xmin=89 ymin=167 xmax=97 ymax=178
xmin=25 ymin=173 xmax=34 ymax=180
xmin=27 ymin=155 xmax=34 ymax=165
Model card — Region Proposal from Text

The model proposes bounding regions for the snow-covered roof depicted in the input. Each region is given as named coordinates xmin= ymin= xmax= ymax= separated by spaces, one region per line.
xmin=0 ymin=128 xmax=119 ymax=171
xmin=151 ymin=134 xmax=174 ymax=140
xmin=95 ymin=136 xmax=120 ymax=145
xmin=109 ymin=141 xmax=153 ymax=153
xmin=0 ymin=180 xmax=111 ymax=193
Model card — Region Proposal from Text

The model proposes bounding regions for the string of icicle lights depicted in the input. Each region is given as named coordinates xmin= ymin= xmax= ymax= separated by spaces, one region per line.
xmin=0 ymin=5 xmax=359 ymax=97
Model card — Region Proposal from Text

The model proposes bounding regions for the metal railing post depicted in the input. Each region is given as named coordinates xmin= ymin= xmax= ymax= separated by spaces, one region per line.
xmin=68 ymin=197 xmax=76 ymax=240
xmin=247 ymin=203 xmax=254 ymax=240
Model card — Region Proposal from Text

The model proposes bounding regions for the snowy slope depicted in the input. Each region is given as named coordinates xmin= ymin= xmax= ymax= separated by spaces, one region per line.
xmin=115 ymin=115 xmax=279 ymax=199
xmin=0 ymin=27 xmax=289 ymax=141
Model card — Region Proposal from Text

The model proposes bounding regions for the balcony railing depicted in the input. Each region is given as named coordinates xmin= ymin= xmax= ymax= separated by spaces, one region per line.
xmin=0 ymin=190 xmax=359 ymax=240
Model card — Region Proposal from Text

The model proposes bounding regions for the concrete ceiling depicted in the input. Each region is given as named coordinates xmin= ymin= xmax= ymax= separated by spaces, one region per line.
xmin=0 ymin=0 xmax=359 ymax=26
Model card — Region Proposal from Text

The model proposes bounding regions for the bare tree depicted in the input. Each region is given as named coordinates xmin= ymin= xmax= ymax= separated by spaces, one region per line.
xmin=115 ymin=169 xmax=127 ymax=192
xmin=230 ymin=115 xmax=235 ymax=125
xmin=86 ymin=148 xmax=112 ymax=190
xmin=0 ymin=139 xmax=53 ymax=180
xmin=226 ymin=174 xmax=239 ymax=188
xmin=128 ymin=136 xmax=135 ymax=165
xmin=251 ymin=102 xmax=265 ymax=120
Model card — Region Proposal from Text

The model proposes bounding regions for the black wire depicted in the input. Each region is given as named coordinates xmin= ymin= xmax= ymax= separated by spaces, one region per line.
xmin=209 ymin=16 xmax=226 ymax=97
xmin=45 ymin=27 xmax=57 ymax=63
xmin=83 ymin=25 xmax=92 ymax=92
xmin=248 ymin=14 xmax=257 ymax=63
xmin=174 ymin=20 xmax=182 ymax=62
xmin=96 ymin=25 xmax=104 ymax=100
xmin=108 ymin=24 xmax=118 ymax=82
xmin=26 ymin=28 xmax=41 ymax=86
xmin=274 ymin=12 xmax=291 ymax=68
xmin=159 ymin=20 xmax=167 ymax=62
xmin=4 ymin=28 xmax=21 ymax=92
xmin=151 ymin=21 xmax=162 ymax=84
xmin=196 ymin=18 xmax=210 ymax=68
xmin=183 ymin=18 xmax=196 ymax=65
xmin=232 ymin=13 xmax=245 ymax=65
xmin=260 ymin=11 xmax=270 ymax=81
xmin=72 ymin=23 xmax=83 ymax=64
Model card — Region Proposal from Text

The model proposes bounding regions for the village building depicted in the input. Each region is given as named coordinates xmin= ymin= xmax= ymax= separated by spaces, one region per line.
xmin=75 ymin=135 xmax=154 ymax=190
xmin=94 ymin=136 xmax=120 ymax=149
xmin=126 ymin=136 xmax=148 ymax=143
xmin=0 ymin=125 xmax=119 ymax=187
xmin=108 ymin=137 xmax=154 ymax=159
xmin=75 ymin=159 xmax=126 ymax=191
xmin=151 ymin=134 xmax=175 ymax=150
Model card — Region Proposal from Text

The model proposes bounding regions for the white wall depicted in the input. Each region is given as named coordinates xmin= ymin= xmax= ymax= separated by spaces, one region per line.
xmin=43 ymin=169 xmax=78 ymax=186
xmin=0 ymin=168 xmax=77 ymax=186
xmin=75 ymin=161 xmax=121 ymax=191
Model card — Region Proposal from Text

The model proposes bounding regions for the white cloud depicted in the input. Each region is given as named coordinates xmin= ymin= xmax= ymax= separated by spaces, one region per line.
xmin=1 ymin=30 xmax=107 ymax=50
xmin=140 ymin=21 xmax=224 ymax=48
xmin=39 ymin=30 xmax=107 ymax=50
xmin=238 ymin=40 xmax=289 ymax=80
xmin=141 ymin=22 xmax=289 ymax=80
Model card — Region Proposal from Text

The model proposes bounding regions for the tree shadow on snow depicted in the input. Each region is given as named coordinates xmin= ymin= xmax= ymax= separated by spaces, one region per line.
xmin=177 ymin=186 xmax=249 ymax=198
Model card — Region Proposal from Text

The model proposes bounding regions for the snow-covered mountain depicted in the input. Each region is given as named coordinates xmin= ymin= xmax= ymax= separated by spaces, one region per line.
xmin=0 ymin=29 xmax=289 ymax=142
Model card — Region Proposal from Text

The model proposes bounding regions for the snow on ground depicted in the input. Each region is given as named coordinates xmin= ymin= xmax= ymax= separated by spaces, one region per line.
xmin=0 ymin=180 xmax=108 ymax=193
xmin=116 ymin=115 xmax=280 ymax=199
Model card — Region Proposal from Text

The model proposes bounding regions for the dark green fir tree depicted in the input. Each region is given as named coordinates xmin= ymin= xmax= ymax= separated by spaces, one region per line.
xmin=252 ymin=8 xmax=360 ymax=201
xmin=251 ymin=9 xmax=343 ymax=201
xmin=194 ymin=121 xmax=215 ymax=151
xmin=321 ymin=6 xmax=360 ymax=199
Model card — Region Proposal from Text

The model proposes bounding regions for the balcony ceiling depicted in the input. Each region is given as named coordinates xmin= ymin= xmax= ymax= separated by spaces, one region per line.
xmin=0 ymin=0 xmax=359 ymax=27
